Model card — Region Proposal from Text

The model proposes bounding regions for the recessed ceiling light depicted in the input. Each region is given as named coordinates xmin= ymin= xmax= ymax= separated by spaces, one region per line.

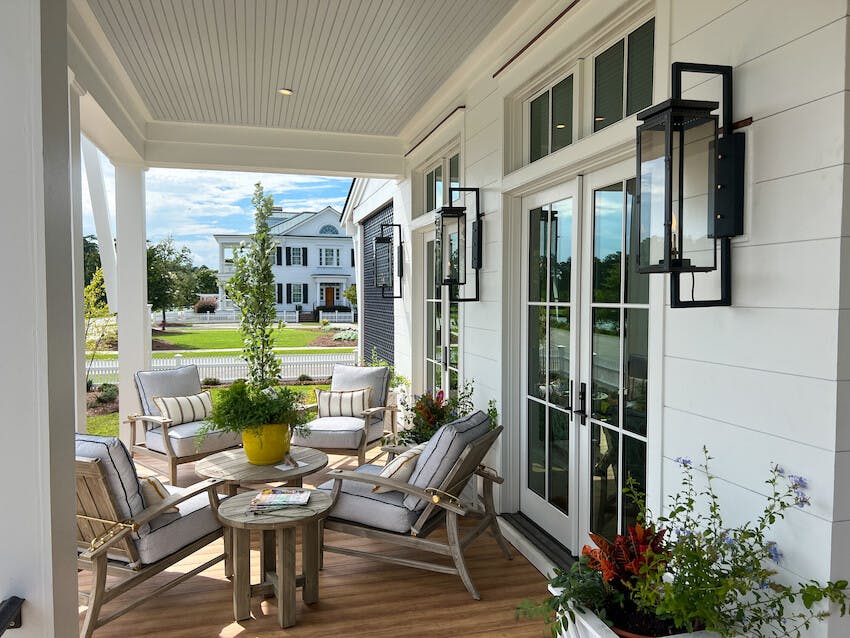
xmin=277 ymin=88 xmax=294 ymax=96
xmin=555 ymin=123 xmax=566 ymax=129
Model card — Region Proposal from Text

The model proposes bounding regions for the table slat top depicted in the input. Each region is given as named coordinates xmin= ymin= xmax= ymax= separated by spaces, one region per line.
xmin=195 ymin=446 xmax=328 ymax=484
xmin=217 ymin=488 xmax=333 ymax=530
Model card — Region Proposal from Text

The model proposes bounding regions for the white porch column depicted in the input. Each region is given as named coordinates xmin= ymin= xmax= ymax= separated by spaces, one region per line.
xmin=115 ymin=163 xmax=149 ymax=443
xmin=82 ymin=136 xmax=118 ymax=310
xmin=0 ymin=0 xmax=77 ymax=634
xmin=70 ymin=74 xmax=88 ymax=433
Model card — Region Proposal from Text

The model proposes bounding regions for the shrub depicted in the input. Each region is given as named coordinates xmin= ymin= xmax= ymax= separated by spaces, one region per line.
xmin=86 ymin=378 xmax=95 ymax=392
xmin=201 ymin=377 xmax=221 ymax=386
xmin=297 ymin=374 xmax=313 ymax=383
xmin=194 ymin=299 xmax=217 ymax=313
xmin=320 ymin=318 xmax=330 ymax=327
xmin=96 ymin=383 xmax=118 ymax=404
xmin=332 ymin=329 xmax=357 ymax=341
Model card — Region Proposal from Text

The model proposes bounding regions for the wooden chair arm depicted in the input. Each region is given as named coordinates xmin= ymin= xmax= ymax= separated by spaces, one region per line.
xmin=380 ymin=444 xmax=412 ymax=455
xmin=328 ymin=469 xmax=467 ymax=515
xmin=132 ymin=478 xmax=226 ymax=528
xmin=474 ymin=465 xmax=504 ymax=485
xmin=361 ymin=406 xmax=387 ymax=417
xmin=125 ymin=414 xmax=172 ymax=427
xmin=298 ymin=403 xmax=318 ymax=412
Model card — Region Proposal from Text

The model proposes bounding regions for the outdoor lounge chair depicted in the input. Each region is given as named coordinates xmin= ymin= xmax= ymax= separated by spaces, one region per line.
xmin=127 ymin=364 xmax=241 ymax=484
xmin=291 ymin=364 xmax=397 ymax=466
xmin=318 ymin=411 xmax=512 ymax=599
xmin=75 ymin=434 xmax=225 ymax=638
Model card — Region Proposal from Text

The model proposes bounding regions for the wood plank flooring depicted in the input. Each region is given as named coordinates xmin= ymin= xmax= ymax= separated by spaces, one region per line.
xmin=79 ymin=450 xmax=549 ymax=637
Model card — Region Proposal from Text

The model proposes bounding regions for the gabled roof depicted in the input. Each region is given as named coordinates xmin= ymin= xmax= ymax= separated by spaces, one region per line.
xmin=268 ymin=206 xmax=342 ymax=236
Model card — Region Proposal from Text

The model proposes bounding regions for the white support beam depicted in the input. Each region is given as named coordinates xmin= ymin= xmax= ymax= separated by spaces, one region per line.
xmin=115 ymin=162 xmax=149 ymax=443
xmin=82 ymin=135 xmax=118 ymax=310
xmin=70 ymin=74 xmax=88 ymax=433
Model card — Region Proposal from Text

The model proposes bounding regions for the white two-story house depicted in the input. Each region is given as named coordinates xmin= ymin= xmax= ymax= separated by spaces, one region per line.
xmin=215 ymin=205 xmax=355 ymax=315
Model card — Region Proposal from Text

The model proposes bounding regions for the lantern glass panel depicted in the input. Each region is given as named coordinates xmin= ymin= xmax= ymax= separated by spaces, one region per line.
xmin=672 ymin=116 xmax=717 ymax=270
xmin=440 ymin=211 xmax=467 ymax=285
xmin=638 ymin=123 xmax=667 ymax=270
xmin=374 ymin=239 xmax=393 ymax=288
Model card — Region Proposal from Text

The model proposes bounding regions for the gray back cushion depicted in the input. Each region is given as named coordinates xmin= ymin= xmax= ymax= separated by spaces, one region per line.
xmin=75 ymin=434 xmax=147 ymax=531
xmin=135 ymin=365 xmax=202 ymax=416
xmin=403 ymin=411 xmax=491 ymax=510
xmin=330 ymin=365 xmax=389 ymax=409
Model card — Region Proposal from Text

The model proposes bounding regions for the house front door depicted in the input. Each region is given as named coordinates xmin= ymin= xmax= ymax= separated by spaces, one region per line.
xmin=324 ymin=286 xmax=335 ymax=306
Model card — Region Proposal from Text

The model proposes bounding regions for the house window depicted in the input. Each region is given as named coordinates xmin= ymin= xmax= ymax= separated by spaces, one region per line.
xmin=291 ymin=285 xmax=303 ymax=304
xmin=423 ymin=152 xmax=460 ymax=215
xmin=319 ymin=224 xmax=339 ymax=235
xmin=529 ymin=74 xmax=574 ymax=163
xmin=594 ymin=19 xmax=655 ymax=132
xmin=290 ymin=248 xmax=302 ymax=265
xmin=319 ymin=248 xmax=340 ymax=266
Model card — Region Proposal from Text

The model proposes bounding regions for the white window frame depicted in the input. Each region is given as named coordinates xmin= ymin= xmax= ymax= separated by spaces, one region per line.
xmin=523 ymin=65 xmax=580 ymax=165
xmin=290 ymin=247 xmax=302 ymax=266
xmin=319 ymin=247 xmax=340 ymax=267
xmin=291 ymin=284 xmax=303 ymax=304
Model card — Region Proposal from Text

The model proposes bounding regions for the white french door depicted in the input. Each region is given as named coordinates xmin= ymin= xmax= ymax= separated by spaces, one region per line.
xmin=520 ymin=160 xmax=650 ymax=552
xmin=424 ymin=231 xmax=460 ymax=395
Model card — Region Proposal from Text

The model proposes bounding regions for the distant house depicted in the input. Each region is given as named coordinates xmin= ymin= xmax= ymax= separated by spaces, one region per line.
xmin=215 ymin=206 xmax=355 ymax=314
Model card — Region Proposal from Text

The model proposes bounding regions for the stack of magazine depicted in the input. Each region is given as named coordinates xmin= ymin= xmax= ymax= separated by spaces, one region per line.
xmin=249 ymin=488 xmax=311 ymax=514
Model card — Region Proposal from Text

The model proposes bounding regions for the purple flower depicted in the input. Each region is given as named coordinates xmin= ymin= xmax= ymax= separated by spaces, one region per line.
xmin=674 ymin=456 xmax=692 ymax=467
xmin=721 ymin=533 xmax=736 ymax=548
xmin=775 ymin=465 xmax=786 ymax=476
xmin=788 ymin=474 xmax=808 ymax=489
xmin=795 ymin=490 xmax=811 ymax=508
xmin=766 ymin=542 xmax=783 ymax=564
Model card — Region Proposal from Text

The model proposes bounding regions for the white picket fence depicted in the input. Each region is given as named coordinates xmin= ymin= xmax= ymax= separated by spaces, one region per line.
xmin=87 ymin=351 xmax=356 ymax=385
xmin=152 ymin=310 xmax=300 ymax=323
xmin=319 ymin=310 xmax=354 ymax=323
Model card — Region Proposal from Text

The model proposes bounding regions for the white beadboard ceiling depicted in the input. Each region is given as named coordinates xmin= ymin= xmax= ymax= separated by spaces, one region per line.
xmin=86 ymin=0 xmax=518 ymax=136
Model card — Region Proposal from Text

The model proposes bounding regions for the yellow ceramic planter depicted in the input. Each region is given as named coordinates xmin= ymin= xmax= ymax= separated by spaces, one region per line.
xmin=242 ymin=423 xmax=291 ymax=465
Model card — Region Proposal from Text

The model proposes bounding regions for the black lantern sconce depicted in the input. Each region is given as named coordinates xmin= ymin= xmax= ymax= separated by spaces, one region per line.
xmin=373 ymin=223 xmax=403 ymax=299
xmin=435 ymin=187 xmax=482 ymax=302
xmin=635 ymin=63 xmax=745 ymax=307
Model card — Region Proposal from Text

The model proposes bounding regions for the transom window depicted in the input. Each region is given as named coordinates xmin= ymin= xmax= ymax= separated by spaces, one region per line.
xmin=529 ymin=74 xmax=574 ymax=163
xmin=594 ymin=19 xmax=655 ymax=132
xmin=319 ymin=248 xmax=340 ymax=266
xmin=319 ymin=224 xmax=339 ymax=235
xmin=424 ymin=152 xmax=460 ymax=213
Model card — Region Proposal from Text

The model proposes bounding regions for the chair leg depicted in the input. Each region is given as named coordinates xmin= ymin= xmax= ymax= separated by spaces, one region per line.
xmin=446 ymin=511 xmax=480 ymax=600
xmin=318 ymin=519 xmax=325 ymax=570
xmin=483 ymin=480 xmax=512 ymax=560
xmin=80 ymin=555 xmax=107 ymax=638
xmin=357 ymin=446 xmax=366 ymax=467
xmin=170 ymin=460 xmax=178 ymax=486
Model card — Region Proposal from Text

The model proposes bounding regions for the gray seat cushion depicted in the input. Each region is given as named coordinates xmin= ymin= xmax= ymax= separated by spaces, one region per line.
xmin=145 ymin=421 xmax=241 ymax=458
xmin=135 ymin=365 xmax=203 ymax=417
xmin=75 ymin=434 xmax=147 ymax=532
xmin=403 ymin=411 xmax=491 ymax=510
xmin=134 ymin=484 xmax=221 ymax=565
xmin=331 ymin=365 xmax=389 ymax=409
xmin=318 ymin=465 xmax=421 ymax=534
xmin=291 ymin=416 xmax=383 ymax=450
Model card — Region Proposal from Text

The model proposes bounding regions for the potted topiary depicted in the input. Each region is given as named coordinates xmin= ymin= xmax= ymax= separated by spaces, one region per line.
xmin=201 ymin=183 xmax=308 ymax=465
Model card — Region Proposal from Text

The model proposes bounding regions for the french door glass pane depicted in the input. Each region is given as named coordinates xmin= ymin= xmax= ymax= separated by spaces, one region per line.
xmin=622 ymin=436 xmax=647 ymax=531
xmin=591 ymin=423 xmax=619 ymax=539
xmin=434 ymin=303 xmax=442 ymax=360
xmin=528 ymin=400 xmax=546 ymax=498
xmin=591 ymin=308 xmax=620 ymax=426
xmin=450 ymin=154 xmax=460 ymax=194
xmin=434 ymin=165 xmax=443 ymax=208
xmin=426 ymin=240 xmax=436 ymax=298
xmin=548 ymin=406 xmax=570 ymax=514
xmin=593 ymin=184 xmax=624 ymax=303
xmin=594 ymin=40 xmax=624 ymax=131
xmin=551 ymin=75 xmax=573 ymax=152
xmin=550 ymin=199 xmax=572 ymax=303
xmin=426 ymin=171 xmax=435 ymax=212
xmin=530 ymin=92 xmax=550 ymax=162
xmin=528 ymin=306 xmax=547 ymax=400
xmin=626 ymin=19 xmax=655 ymax=116
xmin=449 ymin=302 xmax=459 ymax=365
xmin=427 ymin=302 xmax=436 ymax=360
xmin=623 ymin=309 xmax=648 ymax=436
xmin=548 ymin=308 xmax=570 ymax=409
xmin=529 ymin=207 xmax=548 ymax=302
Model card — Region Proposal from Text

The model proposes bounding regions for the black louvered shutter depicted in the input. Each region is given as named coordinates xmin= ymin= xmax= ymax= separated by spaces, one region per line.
xmin=351 ymin=248 xmax=355 ymax=266
xmin=286 ymin=284 xmax=292 ymax=304
xmin=276 ymin=283 xmax=283 ymax=304
xmin=302 ymin=284 xmax=308 ymax=304
xmin=302 ymin=247 xmax=308 ymax=266
xmin=285 ymin=247 xmax=292 ymax=265
xmin=276 ymin=246 xmax=282 ymax=265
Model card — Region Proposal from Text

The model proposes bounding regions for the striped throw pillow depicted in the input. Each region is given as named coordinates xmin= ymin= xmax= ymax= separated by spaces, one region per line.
xmin=373 ymin=443 xmax=426 ymax=493
xmin=315 ymin=387 xmax=371 ymax=418
xmin=152 ymin=391 xmax=213 ymax=425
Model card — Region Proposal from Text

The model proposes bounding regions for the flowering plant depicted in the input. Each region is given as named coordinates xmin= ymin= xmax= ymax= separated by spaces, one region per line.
xmin=519 ymin=449 xmax=849 ymax=637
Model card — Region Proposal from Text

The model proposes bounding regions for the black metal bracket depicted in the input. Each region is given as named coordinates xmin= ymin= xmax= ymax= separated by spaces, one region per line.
xmin=668 ymin=62 xmax=745 ymax=308
xmin=0 ymin=596 xmax=24 ymax=634
xmin=445 ymin=186 xmax=482 ymax=303
xmin=374 ymin=223 xmax=403 ymax=299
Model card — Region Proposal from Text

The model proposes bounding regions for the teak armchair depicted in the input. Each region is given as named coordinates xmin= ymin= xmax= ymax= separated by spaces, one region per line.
xmin=75 ymin=434 xmax=226 ymax=638
xmin=319 ymin=412 xmax=512 ymax=599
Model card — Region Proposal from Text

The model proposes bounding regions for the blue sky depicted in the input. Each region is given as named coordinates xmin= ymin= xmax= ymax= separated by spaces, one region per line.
xmin=81 ymin=145 xmax=352 ymax=267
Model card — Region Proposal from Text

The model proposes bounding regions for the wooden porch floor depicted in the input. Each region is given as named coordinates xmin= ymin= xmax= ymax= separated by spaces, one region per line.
xmin=78 ymin=451 xmax=549 ymax=637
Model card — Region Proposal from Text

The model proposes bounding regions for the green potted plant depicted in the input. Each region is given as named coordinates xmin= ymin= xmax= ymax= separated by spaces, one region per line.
xmin=520 ymin=450 xmax=850 ymax=638
xmin=202 ymin=183 xmax=308 ymax=465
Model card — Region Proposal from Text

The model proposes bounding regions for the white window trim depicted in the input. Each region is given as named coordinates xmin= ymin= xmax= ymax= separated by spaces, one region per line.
xmin=291 ymin=284 xmax=303 ymax=304
xmin=319 ymin=247 xmax=340 ymax=267
xmin=522 ymin=64 xmax=581 ymax=166
xmin=290 ymin=247 xmax=303 ymax=266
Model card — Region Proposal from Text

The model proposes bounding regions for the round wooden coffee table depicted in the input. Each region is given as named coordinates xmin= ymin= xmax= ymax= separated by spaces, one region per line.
xmin=195 ymin=446 xmax=328 ymax=496
xmin=216 ymin=488 xmax=333 ymax=628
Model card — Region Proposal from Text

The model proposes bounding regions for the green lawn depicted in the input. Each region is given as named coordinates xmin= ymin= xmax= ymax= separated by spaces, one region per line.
xmin=88 ymin=348 xmax=354 ymax=360
xmin=85 ymin=384 xmax=329 ymax=438
xmin=155 ymin=328 xmax=318 ymax=350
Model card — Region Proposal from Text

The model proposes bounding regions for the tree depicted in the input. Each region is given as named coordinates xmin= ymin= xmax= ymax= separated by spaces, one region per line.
xmin=147 ymin=237 xmax=194 ymax=329
xmin=194 ymin=266 xmax=219 ymax=294
xmin=343 ymin=283 xmax=357 ymax=308
xmin=83 ymin=234 xmax=102 ymax=286
xmin=226 ymin=183 xmax=280 ymax=388
xmin=84 ymin=267 xmax=115 ymax=387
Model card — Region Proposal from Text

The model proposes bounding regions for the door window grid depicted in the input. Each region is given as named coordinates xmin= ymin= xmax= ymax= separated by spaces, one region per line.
xmin=589 ymin=179 xmax=649 ymax=541
xmin=425 ymin=239 xmax=461 ymax=395
xmin=526 ymin=200 xmax=573 ymax=515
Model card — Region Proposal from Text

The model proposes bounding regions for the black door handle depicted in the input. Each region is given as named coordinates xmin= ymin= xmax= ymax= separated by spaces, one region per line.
xmin=572 ymin=382 xmax=587 ymax=425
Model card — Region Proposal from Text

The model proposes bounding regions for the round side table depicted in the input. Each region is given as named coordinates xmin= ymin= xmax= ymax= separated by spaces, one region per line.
xmin=216 ymin=488 xmax=333 ymax=629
